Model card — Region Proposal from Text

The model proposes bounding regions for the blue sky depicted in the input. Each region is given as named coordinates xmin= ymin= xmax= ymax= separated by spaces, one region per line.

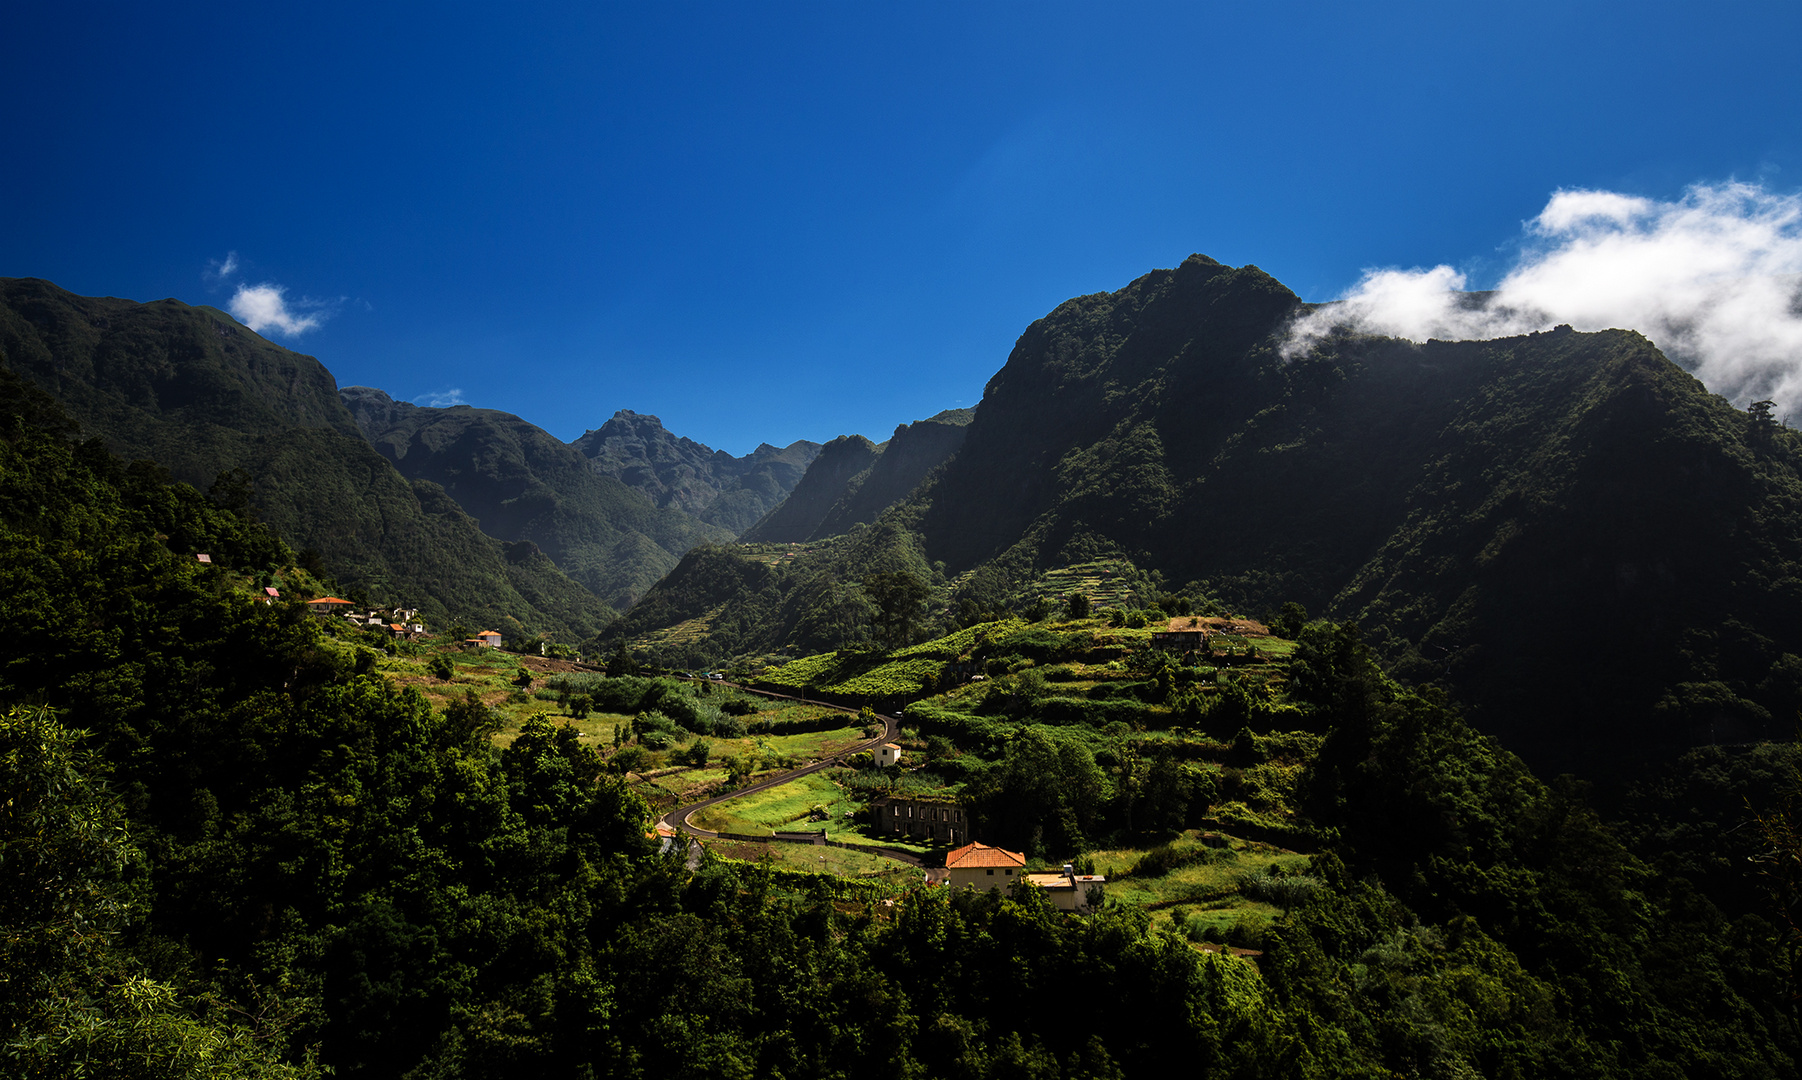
xmin=6 ymin=2 xmax=1801 ymax=453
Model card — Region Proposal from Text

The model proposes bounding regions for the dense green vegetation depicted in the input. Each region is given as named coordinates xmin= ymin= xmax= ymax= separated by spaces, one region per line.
xmin=4 ymin=357 xmax=1800 ymax=1078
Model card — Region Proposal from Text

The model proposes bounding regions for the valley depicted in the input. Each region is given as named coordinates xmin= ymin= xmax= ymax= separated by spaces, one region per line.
xmin=4 ymin=257 xmax=1801 ymax=1078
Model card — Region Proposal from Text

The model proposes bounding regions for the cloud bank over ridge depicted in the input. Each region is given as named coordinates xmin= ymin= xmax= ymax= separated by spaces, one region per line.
xmin=1285 ymin=183 xmax=1802 ymax=417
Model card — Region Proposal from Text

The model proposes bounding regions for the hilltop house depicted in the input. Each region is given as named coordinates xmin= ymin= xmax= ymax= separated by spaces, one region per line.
xmin=874 ymin=743 xmax=903 ymax=768
xmin=873 ymin=794 xmax=966 ymax=845
xmin=306 ymin=596 xmax=354 ymax=615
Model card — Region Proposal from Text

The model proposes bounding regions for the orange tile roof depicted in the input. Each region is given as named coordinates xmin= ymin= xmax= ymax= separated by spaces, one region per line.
xmin=945 ymin=842 xmax=1025 ymax=869
xmin=308 ymin=596 xmax=353 ymax=605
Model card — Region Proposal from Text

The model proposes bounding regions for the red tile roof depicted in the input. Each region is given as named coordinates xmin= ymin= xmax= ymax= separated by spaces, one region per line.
xmin=945 ymin=842 xmax=1025 ymax=869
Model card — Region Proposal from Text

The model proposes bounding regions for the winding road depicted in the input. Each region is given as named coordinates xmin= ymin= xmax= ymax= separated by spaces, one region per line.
xmin=656 ymin=682 xmax=924 ymax=868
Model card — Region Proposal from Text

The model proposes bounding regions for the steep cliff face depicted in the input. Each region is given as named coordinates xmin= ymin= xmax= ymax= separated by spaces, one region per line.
xmin=571 ymin=409 xmax=819 ymax=533
xmin=343 ymin=389 xmax=732 ymax=607
xmin=739 ymin=434 xmax=881 ymax=543
xmin=914 ymin=254 xmax=1301 ymax=573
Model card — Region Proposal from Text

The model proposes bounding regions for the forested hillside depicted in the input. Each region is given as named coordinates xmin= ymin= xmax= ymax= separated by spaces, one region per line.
xmin=343 ymin=387 xmax=733 ymax=607
xmin=614 ymin=255 xmax=1802 ymax=779
xmin=0 ymin=279 xmax=613 ymax=638
xmin=4 ymin=364 xmax=1796 ymax=1078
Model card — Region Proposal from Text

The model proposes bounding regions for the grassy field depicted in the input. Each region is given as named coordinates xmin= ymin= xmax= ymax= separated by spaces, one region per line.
xmin=708 ymin=838 xmax=921 ymax=881
xmin=1085 ymin=830 xmax=1312 ymax=938
xmin=690 ymin=772 xmax=863 ymax=835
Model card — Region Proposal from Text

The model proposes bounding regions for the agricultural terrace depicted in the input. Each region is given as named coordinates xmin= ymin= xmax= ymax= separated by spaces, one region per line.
xmin=646 ymin=610 xmax=1341 ymax=947
xmin=372 ymin=641 xmax=594 ymax=743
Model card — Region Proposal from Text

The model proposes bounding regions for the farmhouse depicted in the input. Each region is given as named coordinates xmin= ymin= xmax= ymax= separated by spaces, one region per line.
xmin=306 ymin=596 xmax=354 ymax=615
xmin=944 ymin=842 xmax=1024 ymax=890
xmin=873 ymin=742 xmax=903 ymax=768
xmin=1025 ymin=864 xmax=1108 ymax=913
xmin=1151 ymin=616 xmax=1208 ymax=652
xmin=873 ymin=794 xmax=966 ymax=845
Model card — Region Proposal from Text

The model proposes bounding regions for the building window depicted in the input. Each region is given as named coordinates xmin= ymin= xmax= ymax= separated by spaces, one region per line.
xmin=986 ymin=869 xmax=994 ymax=876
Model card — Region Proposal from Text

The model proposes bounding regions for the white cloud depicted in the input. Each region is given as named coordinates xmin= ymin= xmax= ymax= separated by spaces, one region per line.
xmin=1284 ymin=182 xmax=1802 ymax=416
xmin=415 ymin=388 xmax=468 ymax=408
xmin=204 ymin=250 xmax=240 ymax=283
xmin=229 ymin=283 xmax=324 ymax=336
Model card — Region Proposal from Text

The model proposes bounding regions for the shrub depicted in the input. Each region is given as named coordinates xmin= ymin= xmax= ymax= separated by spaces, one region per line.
xmin=1234 ymin=871 xmax=1322 ymax=909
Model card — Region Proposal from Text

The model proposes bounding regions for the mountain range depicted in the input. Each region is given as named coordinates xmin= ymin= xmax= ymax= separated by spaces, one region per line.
xmin=572 ymin=408 xmax=821 ymax=533
xmin=612 ymin=255 xmax=1802 ymax=778
xmin=0 ymin=279 xmax=814 ymax=638
xmin=7 ymin=258 xmax=1801 ymax=779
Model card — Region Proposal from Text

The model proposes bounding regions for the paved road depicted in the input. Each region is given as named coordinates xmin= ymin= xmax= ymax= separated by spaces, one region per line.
xmin=656 ymin=681 xmax=922 ymax=867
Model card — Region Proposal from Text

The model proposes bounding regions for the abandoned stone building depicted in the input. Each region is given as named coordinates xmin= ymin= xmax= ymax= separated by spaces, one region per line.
xmin=871 ymin=795 xmax=967 ymax=846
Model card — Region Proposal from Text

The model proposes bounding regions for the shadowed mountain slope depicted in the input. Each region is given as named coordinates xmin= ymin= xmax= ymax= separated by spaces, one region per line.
xmin=811 ymin=410 xmax=972 ymax=539
xmin=739 ymin=409 xmax=973 ymax=544
xmin=343 ymin=389 xmax=733 ymax=607
xmin=739 ymin=434 xmax=882 ymax=543
xmin=0 ymin=278 xmax=611 ymax=638
xmin=571 ymin=409 xmax=819 ymax=533
xmin=616 ymin=254 xmax=1802 ymax=777
xmin=904 ymin=255 xmax=1802 ymax=772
